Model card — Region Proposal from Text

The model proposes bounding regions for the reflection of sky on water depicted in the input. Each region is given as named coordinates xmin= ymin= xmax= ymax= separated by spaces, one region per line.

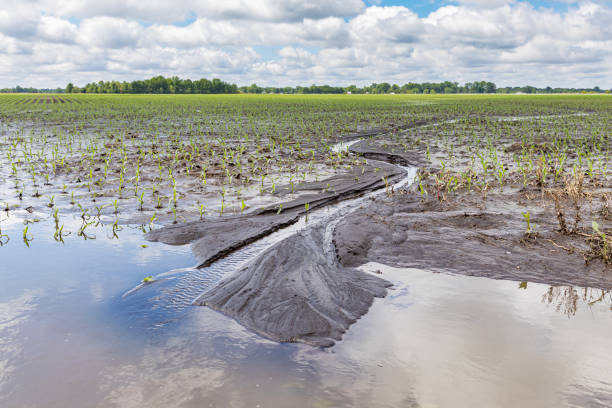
xmin=0 ymin=290 xmax=39 ymax=396
xmin=1 ymin=215 xmax=612 ymax=407
xmin=299 ymin=263 xmax=612 ymax=408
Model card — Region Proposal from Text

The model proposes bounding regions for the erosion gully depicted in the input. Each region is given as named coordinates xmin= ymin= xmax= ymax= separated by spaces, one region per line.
xmin=1 ymin=123 xmax=611 ymax=408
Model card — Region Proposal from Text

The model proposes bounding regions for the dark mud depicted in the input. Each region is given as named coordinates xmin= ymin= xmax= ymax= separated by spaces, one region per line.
xmin=266 ymin=159 xmax=403 ymax=212
xmin=349 ymin=139 xmax=430 ymax=168
xmin=146 ymin=159 xmax=403 ymax=268
xmin=149 ymin=113 xmax=610 ymax=347
xmin=194 ymin=226 xmax=391 ymax=347
xmin=146 ymin=212 xmax=299 ymax=267
xmin=143 ymin=155 xmax=409 ymax=346
xmin=331 ymin=120 xmax=428 ymax=143
xmin=335 ymin=187 xmax=612 ymax=290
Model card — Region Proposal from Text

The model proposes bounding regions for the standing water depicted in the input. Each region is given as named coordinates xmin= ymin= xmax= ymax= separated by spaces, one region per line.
xmin=1 ymin=207 xmax=612 ymax=407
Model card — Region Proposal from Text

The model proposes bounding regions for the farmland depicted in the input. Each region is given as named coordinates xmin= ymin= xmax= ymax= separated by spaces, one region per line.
xmin=1 ymin=94 xmax=610 ymax=265
xmin=1 ymin=93 xmax=611 ymax=407
xmin=1 ymin=94 xmax=424 ymax=227
xmin=1 ymin=94 xmax=608 ymax=227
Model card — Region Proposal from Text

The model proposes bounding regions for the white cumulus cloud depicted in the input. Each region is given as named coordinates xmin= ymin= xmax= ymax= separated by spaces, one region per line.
xmin=0 ymin=0 xmax=610 ymax=88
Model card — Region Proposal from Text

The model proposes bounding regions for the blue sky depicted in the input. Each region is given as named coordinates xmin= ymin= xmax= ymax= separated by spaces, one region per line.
xmin=0 ymin=0 xmax=610 ymax=88
xmin=376 ymin=0 xmax=575 ymax=15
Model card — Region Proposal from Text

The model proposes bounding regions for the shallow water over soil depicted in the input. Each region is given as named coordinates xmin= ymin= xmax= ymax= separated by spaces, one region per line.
xmin=1 ymin=212 xmax=612 ymax=407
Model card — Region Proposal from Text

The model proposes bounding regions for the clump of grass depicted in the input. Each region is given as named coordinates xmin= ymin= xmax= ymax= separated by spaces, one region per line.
xmin=600 ymin=194 xmax=610 ymax=219
xmin=545 ymin=173 xmax=587 ymax=234
xmin=585 ymin=221 xmax=610 ymax=265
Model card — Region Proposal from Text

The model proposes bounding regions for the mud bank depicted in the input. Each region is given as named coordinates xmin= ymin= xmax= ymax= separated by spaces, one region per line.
xmin=146 ymin=159 xmax=403 ymax=268
xmin=335 ymin=187 xmax=612 ymax=290
xmin=143 ymin=153 xmax=410 ymax=346
xmin=349 ymin=139 xmax=430 ymax=168
xmin=149 ymin=112 xmax=610 ymax=347
xmin=194 ymin=226 xmax=391 ymax=347
xmin=266 ymin=159 xmax=403 ymax=212
xmin=146 ymin=212 xmax=300 ymax=267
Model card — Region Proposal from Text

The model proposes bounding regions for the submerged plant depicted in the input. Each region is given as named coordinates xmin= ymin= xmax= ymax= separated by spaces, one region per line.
xmin=53 ymin=224 xmax=68 ymax=243
xmin=0 ymin=227 xmax=9 ymax=246
xmin=77 ymin=219 xmax=96 ymax=240
xmin=23 ymin=225 xmax=33 ymax=246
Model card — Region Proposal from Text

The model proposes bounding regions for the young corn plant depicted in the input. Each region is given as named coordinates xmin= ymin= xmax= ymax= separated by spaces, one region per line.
xmin=522 ymin=211 xmax=537 ymax=239
xmin=23 ymin=225 xmax=34 ymax=246
xmin=53 ymin=224 xmax=68 ymax=243
xmin=138 ymin=192 xmax=145 ymax=211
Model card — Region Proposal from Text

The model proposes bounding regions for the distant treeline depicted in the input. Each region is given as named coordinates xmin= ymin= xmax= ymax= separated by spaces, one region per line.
xmin=242 ymin=82 xmax=611 ymax=95
xmin=241 ymin=81 xmax=497 ymax=94
xmin=2 ymin=76 xmax=610 ymax=94
xmin=0 ymin=85 xmax=64 ymax=93
xmin=63 ymin=76 xmax=238 ymax=94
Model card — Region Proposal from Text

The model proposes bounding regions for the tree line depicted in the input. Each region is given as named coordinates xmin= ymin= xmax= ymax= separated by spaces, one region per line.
xmin=2 ymin=76 xmax=610 ymax=94
xmin=0 ymin=85 xmax=64 ymax=93
xmin=241 ymin=81 xmax=610 ymax=95
xmin=240 ymin=81 xmax=494 ymax=94
xmin=64 ymin=76 xmax=238 ymax=94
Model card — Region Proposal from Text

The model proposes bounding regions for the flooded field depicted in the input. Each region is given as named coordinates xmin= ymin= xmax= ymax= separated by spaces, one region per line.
xmin=1 ymin=214 xmax=611 ymax=408
xmin=1 ymin=94 xmax=611 ymax=407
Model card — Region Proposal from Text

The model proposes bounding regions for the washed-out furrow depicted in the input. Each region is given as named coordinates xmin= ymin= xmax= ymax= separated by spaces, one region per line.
xmin=136 ymin=125 xmax=420 ymax=346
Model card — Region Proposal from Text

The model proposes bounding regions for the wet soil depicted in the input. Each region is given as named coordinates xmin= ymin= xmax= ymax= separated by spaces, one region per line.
xmin=349 ymin=138 xmax=430 ymax=168
xmin=335 ymin=186 xmax=612 ymax=290
xmin=5 ymin=106 xmax=608 ymax=347
xmin=160 ymin=114 xmax=610 ymax=346
xmin=194 ymin=226 xmax=391 ymax=347
xmin=146 ymin=212 xmax=300 ymax=267
xmin=146 ymin=159 xmax=403 ymax=267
